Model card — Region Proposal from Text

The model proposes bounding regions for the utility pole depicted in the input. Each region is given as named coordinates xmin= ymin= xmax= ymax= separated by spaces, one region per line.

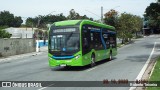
xmin=86 ymin=6 xmax=104 ymax=23
xmin=86 ymin=6 xmax=119 ymax=23
xmin=101 ymin=6 xmax=103 ymax=23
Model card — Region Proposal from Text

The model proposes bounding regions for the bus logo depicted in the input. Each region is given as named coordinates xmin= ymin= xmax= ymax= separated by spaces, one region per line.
xmin=2 ymin=82 xmax=12 ymax=87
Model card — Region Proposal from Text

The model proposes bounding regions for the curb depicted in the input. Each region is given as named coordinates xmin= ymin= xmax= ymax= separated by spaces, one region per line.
xmin=0 ymin=51 xmax=43 ymax=63
xmin=0 ymin=46 xmax=48 ymax=62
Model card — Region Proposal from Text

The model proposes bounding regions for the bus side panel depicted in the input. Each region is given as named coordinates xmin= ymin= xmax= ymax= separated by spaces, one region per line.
xmin=81 ymin=53 xmax=92 ymax=66
xmin=112 ymin=48 xmax=117 ymax=56
xmin=95 ymin=50 xmax=109 ymax=61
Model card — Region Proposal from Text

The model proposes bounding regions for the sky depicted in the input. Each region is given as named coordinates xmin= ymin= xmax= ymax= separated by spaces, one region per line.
xmin=0 ymin=0 xmax=157 ymax=22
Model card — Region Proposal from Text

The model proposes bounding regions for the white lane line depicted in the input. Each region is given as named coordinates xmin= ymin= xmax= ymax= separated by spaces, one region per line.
xmin=87 ymin=67 xmax=97 ymax=72
xmin=38 ymin=87 xmax=47 ymax=90
xmin=136 ymin=42 xmax=156 ymax=80
xmin=129 ymin=42 xmax=157 ymax=90
xmin=38 ymin=84 xmax=54 ymax=90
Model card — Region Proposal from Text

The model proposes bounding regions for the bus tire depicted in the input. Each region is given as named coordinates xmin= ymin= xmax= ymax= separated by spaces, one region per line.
xmin=109 ymin=51 xmax=112 ymax=61
xmin=91 ymin=54 xmax=96 ymax=67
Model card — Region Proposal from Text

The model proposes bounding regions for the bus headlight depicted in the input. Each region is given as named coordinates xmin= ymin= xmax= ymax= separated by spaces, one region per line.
xmin=75 ymin=55 xmax=80 ymax=60
xmin=49 ymin=57 xmax=52 ymax=60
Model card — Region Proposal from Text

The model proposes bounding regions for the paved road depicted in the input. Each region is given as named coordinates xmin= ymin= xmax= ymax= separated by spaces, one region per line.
xmin=0 ymin=35 xmax=159 ymax=90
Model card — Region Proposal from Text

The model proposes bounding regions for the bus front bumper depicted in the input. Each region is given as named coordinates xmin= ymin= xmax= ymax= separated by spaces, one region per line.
xmin=48 ymin=57 xmax=84 ymax=67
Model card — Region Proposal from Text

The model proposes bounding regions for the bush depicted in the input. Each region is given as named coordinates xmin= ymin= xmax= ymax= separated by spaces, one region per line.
xmin=136 ymin=35 xmax=143 ymax=39
xmin=0 ymin=27 xmax=12 ymax=38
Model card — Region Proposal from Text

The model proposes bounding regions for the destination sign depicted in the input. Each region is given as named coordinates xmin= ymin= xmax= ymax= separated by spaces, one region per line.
xmin=53 ymin=28 xmax=76 ymax=33
xmin=83 ymin=26 xmax=101 ymax=31
xmin=88 ymin=27 xmax=101 ymax=30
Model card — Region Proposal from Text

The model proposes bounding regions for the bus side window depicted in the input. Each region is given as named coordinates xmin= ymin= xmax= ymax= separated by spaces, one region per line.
xmin=93 ymin=32 xmax=103 ymax=50
xmin=109 ymin=34 xmax=116 ymax=48
xmin=83 ymin=38 xmax=89 ymax=48
xmin=82 ymin=29 xmax=91 ymax=55
xmin=102 ymin=33 xmax=110 ymax=49
xmin=110 ymin=37 xmax=114 ymax=44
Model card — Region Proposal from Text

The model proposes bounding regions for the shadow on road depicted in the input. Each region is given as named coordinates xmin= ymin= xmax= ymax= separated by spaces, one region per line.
xmin=142 ymin=44 xmax=154 ymax=49
xmin=125 ymin=55 xmax=150 ymax=62
xmin=51 ymin=58 xmax=115 ymax=71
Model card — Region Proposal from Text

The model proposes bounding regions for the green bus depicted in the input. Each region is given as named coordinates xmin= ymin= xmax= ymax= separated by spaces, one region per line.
xmin=48 ymin=20 xmax=117 ymax=67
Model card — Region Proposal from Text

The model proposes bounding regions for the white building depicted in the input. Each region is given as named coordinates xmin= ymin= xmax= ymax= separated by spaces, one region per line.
xmin=5 ymin=27 xmax=37 ymax=38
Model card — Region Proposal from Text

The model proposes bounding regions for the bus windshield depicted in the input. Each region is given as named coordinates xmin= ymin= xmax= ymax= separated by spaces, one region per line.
xmin=51 ymin=33 xmax=79 ymax=52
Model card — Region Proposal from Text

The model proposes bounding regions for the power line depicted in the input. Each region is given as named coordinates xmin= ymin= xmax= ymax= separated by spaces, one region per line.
xmin=85 ymin=9 xmax=101 ymax=18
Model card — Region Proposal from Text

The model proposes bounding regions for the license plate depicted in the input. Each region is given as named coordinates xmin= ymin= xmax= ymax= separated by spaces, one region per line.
xmin=60 ymin=64 xmax=66 ymax=67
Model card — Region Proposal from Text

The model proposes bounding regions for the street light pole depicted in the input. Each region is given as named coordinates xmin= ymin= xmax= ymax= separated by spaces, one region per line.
xmin=101 ymin=6 xmax=104 ymax=23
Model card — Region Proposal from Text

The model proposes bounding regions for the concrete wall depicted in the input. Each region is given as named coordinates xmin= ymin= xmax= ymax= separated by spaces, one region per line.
xmin=0 ymin=39 xmax=36 ymax=57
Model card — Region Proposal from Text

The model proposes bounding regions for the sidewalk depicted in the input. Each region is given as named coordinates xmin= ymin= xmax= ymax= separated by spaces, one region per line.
xmin=39 ymin=46 xmax=48 ymax=52
xmin=0 ymin=46 xmax=48 ymax=62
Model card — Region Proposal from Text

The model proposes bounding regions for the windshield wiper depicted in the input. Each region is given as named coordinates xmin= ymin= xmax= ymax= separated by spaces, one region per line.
xmin=66 ymin=32 xmax=73 ymax=43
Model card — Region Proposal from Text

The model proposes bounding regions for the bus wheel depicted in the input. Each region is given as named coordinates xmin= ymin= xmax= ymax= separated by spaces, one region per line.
xmin=109 ymin=52 xmax=112 ymax=61
xmin=91 ymin=55 xmax=96 ymax=67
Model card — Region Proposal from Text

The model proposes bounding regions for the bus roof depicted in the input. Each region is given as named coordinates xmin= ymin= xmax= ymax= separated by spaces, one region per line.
xmin=54 ymin=20 xmax=115 ymax=30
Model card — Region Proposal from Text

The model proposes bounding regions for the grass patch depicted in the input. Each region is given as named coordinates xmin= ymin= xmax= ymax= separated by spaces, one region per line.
xmin=117 ymin=43 xmax=122 ymax=48
xmin=133 ymin=35 xmax=143 ymax=39
xmin=117 ymin=41 xmax=130 ymax=48
xmin=147 ymin=57 xmax=160 ymax=90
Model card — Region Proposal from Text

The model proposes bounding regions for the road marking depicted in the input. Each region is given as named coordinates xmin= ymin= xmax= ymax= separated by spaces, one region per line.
xmin=129 ymin=42 xmax=157 ymax=90
xmin=149 ymin=61 xmax=157 ymax=78
xmin=37 ymin=84 xmax=54 ymax=90
xmin=87 ymin=67 xmax=97 ymax=72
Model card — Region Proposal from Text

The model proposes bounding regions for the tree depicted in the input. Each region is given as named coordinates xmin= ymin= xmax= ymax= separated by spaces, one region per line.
xmin=44 ymin=31 xmax=48 ymax=39
xmin=117 ymin=13 xmax=142 ymax=43
xmin=26 ymin=17 xmax=35 ymax=27
xmin=104 ymin=9 xmax=118 ymax=27
xmin=13 ymin=16 xmax=23 ymax=27
xmin=26 ymin=9 xmax=93 ymax=29
xmin=0 ymin=11 xmax=23 ymax=27
xmin=33 ymin=29 xmax=43 ymax=40
xmin=0 ymin=11 xmax=14 ymax=27
xmin=67 ymin=9 xmax=80 ymax=20
xmin=131 ymin=15 xmax=143 ymax=37
xmin=145 ymin=3 xmax=160 ymax=29
xmin=26 ymin=13 xmax=67 ymax=29
xmin=117 ymin=13 xmax=131 ymax=43
xmin=67 ymin=9 xmax=93 ymax=20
